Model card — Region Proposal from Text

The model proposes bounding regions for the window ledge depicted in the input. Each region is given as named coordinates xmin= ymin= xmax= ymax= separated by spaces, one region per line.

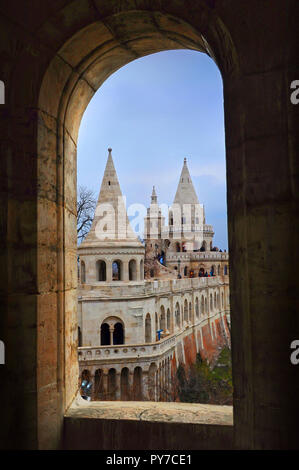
xmin=65 ymin=394 xmax=233 ymax=426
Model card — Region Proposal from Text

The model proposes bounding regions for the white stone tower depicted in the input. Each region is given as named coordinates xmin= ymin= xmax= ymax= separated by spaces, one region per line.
xmin=78 ymin=148 xmax=145 ymax=284
xmin=168 ymin=158 xmax=214 ymax=252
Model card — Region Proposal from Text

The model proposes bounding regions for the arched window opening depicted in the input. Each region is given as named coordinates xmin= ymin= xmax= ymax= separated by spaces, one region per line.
xmin=96 ymin=260 xmax=106 ymax=281
xmin=189 ymin=302 xmax=192 ymax=321
xmin=201 ymin=296 xmax=204 ymax=316
xmin=108 ymin=369 xmax=116 ymax=400
xmin=210 ymin=293 xmax=213 ymax=311
xmin=113 ymin=322 xmax=124 ymax=345
xmin=133 ymin=367 xmax=142 ymax=400
xmin=121 ymin=368 xmax=130 ymax=401
xmin=218 ymin=265 xmax=220 ymax=275
xmin=176 ymin=242 xmax=181 ymax=252
xmin=167 ymin=309 xmax=171 ymax=332
xmin=129 ymin=259 xmax=137 ymax=281
xmin=214 ymin=292 xmax=217 ymax=309
xmin=175 ymin=303 xmax=180 ymax=328
xmin=78 ymin=326 xmax=82 ymax=347
xmin=94 ymin=369 xmax=104 ymax=400
xmin=196 ymin=298 xmax=199 ymax=319
xmin=112 ymin=260 xmax=122 ymax=281
xmin=224 ymin=265 xmax=228 ymax=275
xmin=81 ymin=261 xmax=86 ymax=284
xmin=184 ymin=300 xmax=188 ymax=322
xmin=205 ymin=298 xmax=208 ymax=314
xmin=184 ymin=266 xmax=188 ymax=276
xmin=101 ymin=322 xmax=110 ymax=345
xmin=160 ymin=306 xmax=166 ymax=331
xmin=145 ymin=314 xmax=152 ymax=343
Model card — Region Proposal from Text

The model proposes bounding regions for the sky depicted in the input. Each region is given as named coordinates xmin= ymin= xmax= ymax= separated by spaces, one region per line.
xmin=77 ymin=49 xmax=228 ymax=250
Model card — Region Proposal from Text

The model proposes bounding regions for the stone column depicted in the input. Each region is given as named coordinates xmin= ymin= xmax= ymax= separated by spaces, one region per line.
xmin=106 ymin=261 xmax=113 ymax=282
xmin=109 ymin=326 xmax=114 ymax=345
xmin=142 ymin=370 xmax=150 ymax=401
xmin=122 ymin=260 xmax=129 ymax=281
xmin=102 ymin=370 xmax=108 ymax=400
xmin=115 ymin=372 xmax=121 ymax=400
xmin=128 ymin=370 xmax=134 ymax=401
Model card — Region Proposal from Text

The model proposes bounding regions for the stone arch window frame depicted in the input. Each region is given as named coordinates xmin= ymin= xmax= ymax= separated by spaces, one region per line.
xmin=31 ymin=5 xmax=251 ymax=448
xmin=128 ymin=258 xmax=137 ymax=281
xmin=80 ymin=260 xmax=86 ymax=284
xmin=195 ymin=297 xmax=199 ymax=319
xmin=160 ymin=305 xmax=166 ymax=331
xmin=175 ymin=302 xmax=181 ymax=328
xmin=96 ymin=258 xmax=107 ymax=282
xmin=100 ymin=316 xmax=125 ymax=346
xmin=112 ymin=259 xmax=123 ymax=281
xmin=166 ymin=308 xmax=171 ymax=332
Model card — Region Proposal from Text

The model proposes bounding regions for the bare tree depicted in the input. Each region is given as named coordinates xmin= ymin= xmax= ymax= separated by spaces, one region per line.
xmin=77 ymin=185 xmax=97 ymax=243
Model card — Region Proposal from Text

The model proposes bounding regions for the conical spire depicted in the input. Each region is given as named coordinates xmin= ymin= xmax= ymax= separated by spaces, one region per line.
xmin=173 ymin=158 xmax=199 ymax=205
xmin=151 ymin=185 xmax=157 ymax=204
xmin=82 ymin=148 xmax=141 ymax=246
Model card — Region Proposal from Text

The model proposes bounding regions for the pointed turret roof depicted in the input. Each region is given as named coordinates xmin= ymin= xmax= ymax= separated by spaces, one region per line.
xmin=151 ymin=185 xmax=157 ymax=204
xmin=81 ymin=148 xmax=142 ymax=247
xmin=173 ymin=158 xmax=199 ymax=205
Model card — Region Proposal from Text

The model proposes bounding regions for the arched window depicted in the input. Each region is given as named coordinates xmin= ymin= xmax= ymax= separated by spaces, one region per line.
xmin=81 ymin=261 xmax=86 ymax=284
xmin=218 ymin=265 xmax=220 ymax=275
xmin=214 ymin=292 xmax=217 ymax=309
xmin=175 ymin=303 xmax=180 ymax=327
xmin=113 ymin=322 xmax=124 ymax=345
xmin=189 ymin=302 xmax=192 ymax=321
xmin=184 ymin=266 xmax=188 ymax=276
xmin=108 ymin=369 xmax=116 ymax=400
xmin=145 ymin=313 xmax=152 ymax=343
xmin=160 ymin=306 xmax=166 ymax=331
xmin=224 ymin=265 xmax=228 ymax=275
xmin=100 ymin=322 xmax=110 ymax=345
xmin=133 ymin=367 xmax=142 ymax=400
xmin=129 ymin=259 xmax=137 ymax=281
xmin=195 ymin=298 xmax=199 ymax=319
xmin=167 ymin=308 xmax=171 ymax=332
xmin=201 ymin=241 xmax=206 ymax=251
xmin=112 ymin=260 xmax=122 ymax=281
xmin=205 ymin=297 xmax=208 ymax=314
xmin=96 ymin=260 xmax=106 ymax=281
xmin=121 ymin=368 xmax=130 ymax=400
xmin=155 ymin=312 xmax=158 ymax=338
xmin=184 ymin=299 xmax=188 ymax=322
xmin=222 ymin=292 xmax=224 ymax=308
xmin=210 ymin=293 xmax=213 ymax=311
xmin=201 ymin=296 xmax=204 ymax=316
xmin=94 ymin=369 xmax=104 ymax=400
xmin=176 ymin=242 xmax=181 ymax=252
xmin=78 ymin=326 xmax=82 ymax=347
